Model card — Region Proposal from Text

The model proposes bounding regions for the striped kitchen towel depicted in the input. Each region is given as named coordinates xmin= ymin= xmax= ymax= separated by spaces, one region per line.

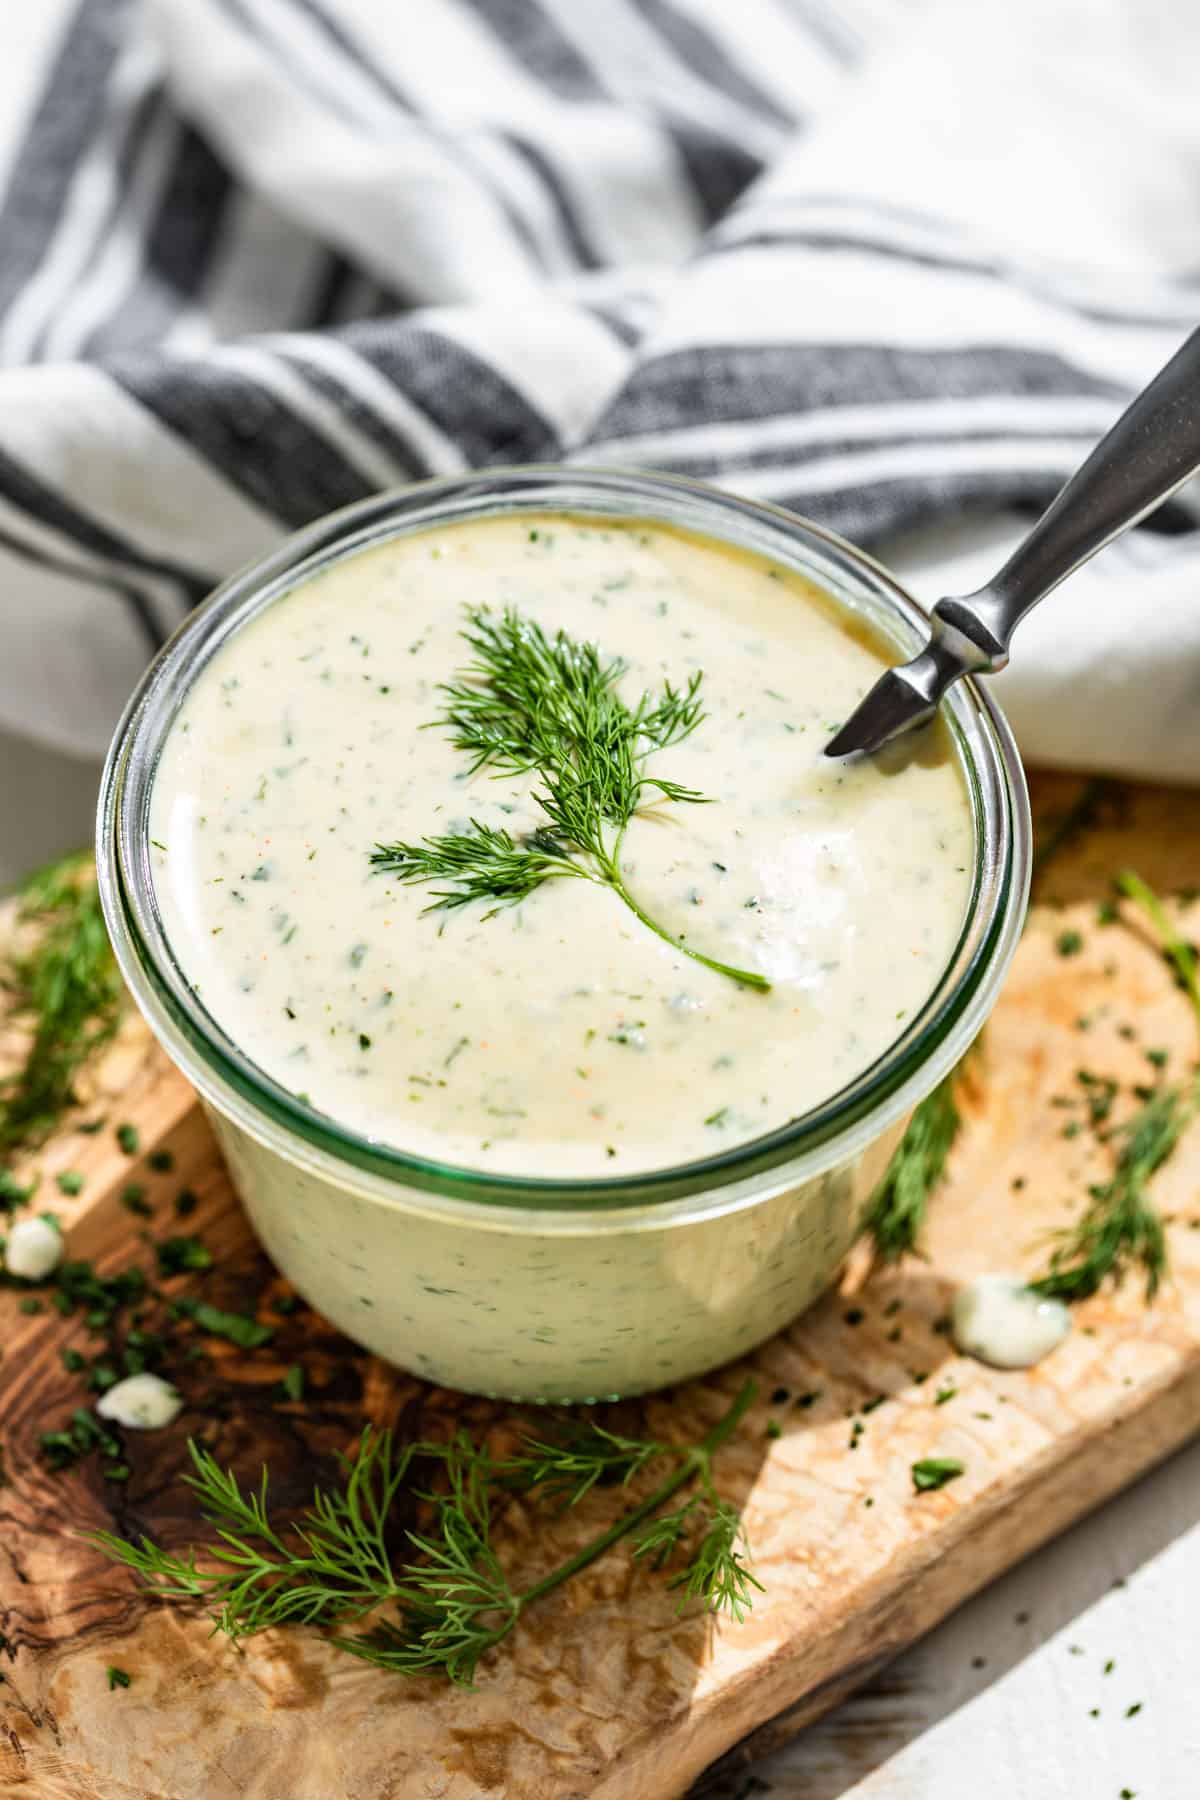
xmin=1 ymin=0 xmax=1198 ymax=776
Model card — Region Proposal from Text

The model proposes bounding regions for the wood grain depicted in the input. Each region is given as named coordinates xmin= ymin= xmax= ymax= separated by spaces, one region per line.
xmin=1 ymin=774 xmax=1198 ymax=1800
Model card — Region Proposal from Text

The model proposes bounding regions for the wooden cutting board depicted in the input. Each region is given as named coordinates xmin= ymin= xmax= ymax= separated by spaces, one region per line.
xmin=2 ymin=773 xmax=1199 ymax=1800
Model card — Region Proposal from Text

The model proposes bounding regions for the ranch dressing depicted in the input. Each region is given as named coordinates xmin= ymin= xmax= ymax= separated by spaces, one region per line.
xmin=150 ymin=514 xmax=973 ymax=1180
xmin=952 ymin=1275 xmax=1072 ymax=1369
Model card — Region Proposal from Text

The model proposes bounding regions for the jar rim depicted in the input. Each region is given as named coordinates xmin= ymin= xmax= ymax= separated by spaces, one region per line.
xmin=96 ymin=465 xmax=1031 ymax=1229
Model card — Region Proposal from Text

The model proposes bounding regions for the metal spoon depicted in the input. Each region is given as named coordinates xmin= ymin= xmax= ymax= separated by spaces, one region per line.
xmin=824 ymin=324 xmax=1200 ymax=757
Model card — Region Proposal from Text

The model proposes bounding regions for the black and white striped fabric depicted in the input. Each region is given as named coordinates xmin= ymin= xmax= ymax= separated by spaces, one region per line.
xmin=2 ymin=0 xmax=1199 ymax=776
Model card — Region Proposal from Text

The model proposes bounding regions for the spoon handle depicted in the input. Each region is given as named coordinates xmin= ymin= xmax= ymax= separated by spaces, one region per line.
xmin=935 ymin=324 xmax=1200 ymax=669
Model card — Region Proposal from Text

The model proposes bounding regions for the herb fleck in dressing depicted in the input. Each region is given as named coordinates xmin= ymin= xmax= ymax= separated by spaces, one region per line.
xmin=150 ymin=515 xmax=973 ymax=1179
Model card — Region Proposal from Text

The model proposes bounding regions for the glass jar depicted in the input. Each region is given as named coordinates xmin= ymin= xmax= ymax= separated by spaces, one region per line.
xmin=97 ymin=467 xmax=1030 ymax=1402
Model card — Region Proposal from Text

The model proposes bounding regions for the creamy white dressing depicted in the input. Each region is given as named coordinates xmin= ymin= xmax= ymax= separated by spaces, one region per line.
xmin=5 ymin=1215 xmax=62 ymax=1281
xmin=952 ymin=1274 xmax=1071 ymax=1369
xmin=96 ymin=1372 xmax=184 ymax=1430
xmin=150 ymin=514 xmax=974 ymax=1180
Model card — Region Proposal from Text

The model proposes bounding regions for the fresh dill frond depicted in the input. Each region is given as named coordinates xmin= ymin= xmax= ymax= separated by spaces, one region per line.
xmin=911 ymin=1457 xmax=965 ymax=1493
xmin=866 ymin=1071 xmax=961 ymax=1263
xmin=1029 ymin=1083 xmax=1185 ymax=1302
xmin=1031 ymin=867 xmax=1200 ymax=1304
xmin=498 ymin=1418 xmax=667 ymax=1505
xmin=371 ymin=606 xmax=769 ymax=992
xmin=90 ymin=1381 xmax=761 ymax=1686
xmin=662 ymin=1498 xmax=764 ymax=1623
xmin=88 ymin=1427 xmax=418 ymax=1641
xmin=337 ymin=1432 xmax=519 ymax=1684
xmin=1 ymin=853 xmax=123 ymax=1157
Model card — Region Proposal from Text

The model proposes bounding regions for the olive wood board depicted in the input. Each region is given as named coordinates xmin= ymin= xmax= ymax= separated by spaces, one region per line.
xmin=2 ymin=772 xmax=1199 ymax=1800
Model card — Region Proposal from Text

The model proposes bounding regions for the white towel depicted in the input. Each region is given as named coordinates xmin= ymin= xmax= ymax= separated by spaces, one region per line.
xmin=0 ymin=0 xmax=1197 ymax=778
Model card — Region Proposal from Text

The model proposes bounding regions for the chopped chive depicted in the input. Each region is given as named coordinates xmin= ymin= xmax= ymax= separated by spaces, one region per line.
xmin=912 ymin=1457 xmax=965 ymax=1493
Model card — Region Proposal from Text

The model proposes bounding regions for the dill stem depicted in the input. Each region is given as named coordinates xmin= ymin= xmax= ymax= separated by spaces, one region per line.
xmin=603 ymin=852 xmax=771 ymax=993
xmin=515 ymin=1378 xmax=758 ymax=1615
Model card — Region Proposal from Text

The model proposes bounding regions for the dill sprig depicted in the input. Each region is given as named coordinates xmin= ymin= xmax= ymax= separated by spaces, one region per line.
xmin=1031 ymin=869 xmax=1199 ymax=1302
xmin=497 ymin=1417 xmax=666 ymax=1505
xmin=88 ymin=1427 xmax=416 ymax=1639
xmin=90 ymin=1380 xmax=760 ymax=1686
xmin=1029 ymin=1083 xmax=1184 ymax=1302
xmin=371 ymin=606 xmax=769 ymax=992
xmin=641 ymin=1496 xmax=763 ymax=1623
xmin=866 ymin=1071 xmax=961 ymax=1263
xmin=1 ymin=853 xmax=123 ymax=1157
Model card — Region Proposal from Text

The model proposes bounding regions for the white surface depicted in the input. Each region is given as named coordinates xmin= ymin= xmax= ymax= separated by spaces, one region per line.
xmin=0 ymin=741 xmax=1195 ymax=1795
xmin=730 ymin=1437 xmax=1200 ymax=1798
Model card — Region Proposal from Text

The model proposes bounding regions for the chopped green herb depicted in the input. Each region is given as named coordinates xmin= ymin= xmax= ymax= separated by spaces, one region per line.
xmin=121 ymin=1185 xmax=152 ymax=1217
xmin=0 ymin=1171 xmax=36 ymax=1212
xmin=176 ymin=1298 xmax=273 ymax=1349
xmin=934 ymin=1384 xmax=958 ymax=1406
xmin=106 ymin=1666 xmax=131 ymax=1690
xmin=41 ymin=1406 xmax=121 ymax=1470
xmin=89 ymin=1379 xmax=761 ymax=1686
xmin=1056 ymin=930 xmax=1084 ymax=958
xmin=53 ymin=1259 xmax=147 ymax=1331
xmin=1031 ymin=1083 xmax=1182 ymax=1302
xmin=0 ymin=855 xmax=123 ymax=1159
xmin=174 ymin=1189 xmax=198 ymax=1217
xmin=278 ymin=1365 xmax=305 ymax=1402
xmin=911 ymin=1457 xmax=965 ymax=1493
xmin=156 ymin=1236 xmax=212 ymax=1276
xmin=55 ymin=1171 xmax=84 ymax=1196
xmin=115 ymin=1123 xmax=139 ymax=1156
xmin=148 ymin=1150 xmax=174 ymax=1173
